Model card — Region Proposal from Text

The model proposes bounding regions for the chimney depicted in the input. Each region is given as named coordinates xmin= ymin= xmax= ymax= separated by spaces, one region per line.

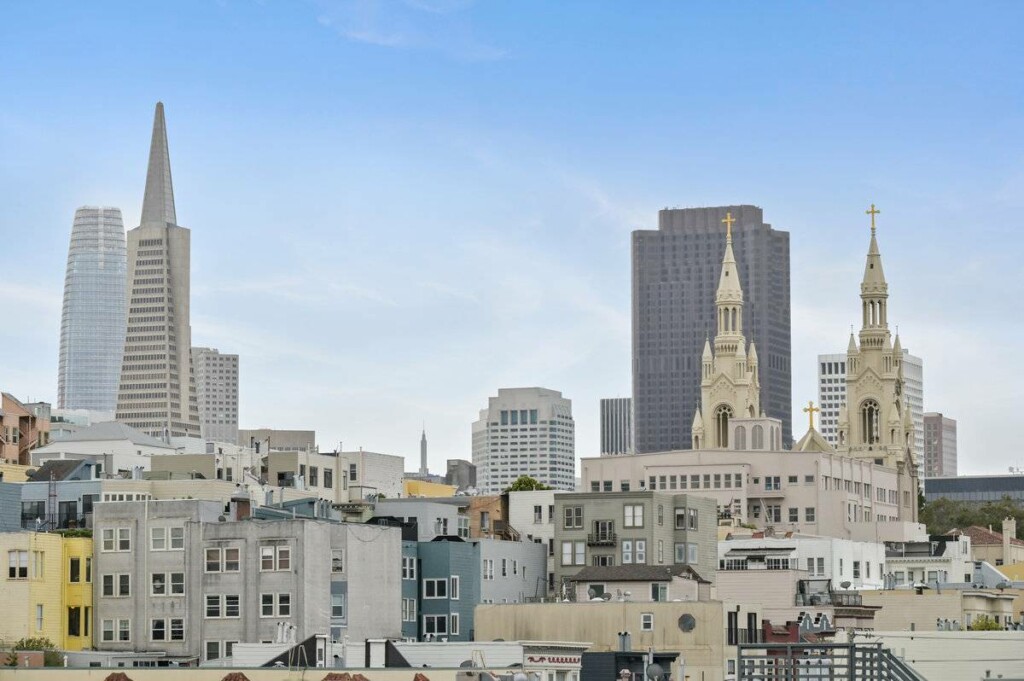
xmin=1003 ymin=517 xmax=1016 ymax=566
xmin=233 ymin=494 xmax=251 ymax=521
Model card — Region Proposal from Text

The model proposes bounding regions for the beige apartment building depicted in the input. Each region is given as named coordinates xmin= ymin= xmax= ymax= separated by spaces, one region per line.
xmin=475 ymin=600 xmax=758 ymax=681
xmin=581 ymin=448 xmax=920 ymax=543
xmin=948 ymin=518 xmax=1024 ymax=567
xmin=265 ymin=448 xmax=404 ymax=502
xmin=859 ymin=587 xmax=1019 ymax=630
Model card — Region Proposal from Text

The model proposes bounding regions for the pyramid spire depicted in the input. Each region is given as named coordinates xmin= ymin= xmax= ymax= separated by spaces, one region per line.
xmin=716 ymin=212 xmax=744 ymax=304
xmin=140 ymin=102 xmax=177 ymax=226
xmin=861 ymin=203 xmax=887 ymax=294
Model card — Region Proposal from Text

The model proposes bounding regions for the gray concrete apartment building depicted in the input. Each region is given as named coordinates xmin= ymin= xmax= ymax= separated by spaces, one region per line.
xmin=552 ymin=491 xmax=717 ymax=596
xmin=93 ymin=499 xmax=402 ymax=663
xmin=632 ymin=205 xmax=791 ymax=452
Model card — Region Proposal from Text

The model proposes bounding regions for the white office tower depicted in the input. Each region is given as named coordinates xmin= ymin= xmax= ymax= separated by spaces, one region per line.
xmin=900 ymin=350 xmax=924 ymax=469
xmin=57 ymin=207 xmax=127 ymax=412
xmin=472 ymin=388 xmax=575 ymax=493
xmin=193 ymin=347 xmax=239 ymax=443
xmin=816 ymin=354 xmax=848 ymax=447
xmin=599 ymin=397 xmax=634 ymax=456
xmin=817 ymin=349 xmax=922 ymax=459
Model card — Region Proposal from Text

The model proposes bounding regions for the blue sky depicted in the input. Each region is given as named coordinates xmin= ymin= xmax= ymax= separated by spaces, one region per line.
xmin=1 ymin=1 xmax=1022 ymax=475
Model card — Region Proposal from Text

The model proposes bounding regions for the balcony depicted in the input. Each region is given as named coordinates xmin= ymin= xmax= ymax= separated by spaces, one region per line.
xmin=587 ymin=532 xmax=617 ymax=546
xmin=747 ymin=486 xmax=785 ymax=499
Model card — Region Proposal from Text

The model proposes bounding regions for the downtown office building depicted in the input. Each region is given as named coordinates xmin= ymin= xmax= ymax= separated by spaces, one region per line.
xmin=632 ymin=205 xmax=791 ymax=453
xmin=472 ymin=387 xmax=575 ymax=493
xmin=57 ymin=207 xmax=127 ymax=413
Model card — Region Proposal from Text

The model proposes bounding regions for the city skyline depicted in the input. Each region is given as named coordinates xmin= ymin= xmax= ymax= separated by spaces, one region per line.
xmin=1 ymin=3 xmax=1022 ymax=474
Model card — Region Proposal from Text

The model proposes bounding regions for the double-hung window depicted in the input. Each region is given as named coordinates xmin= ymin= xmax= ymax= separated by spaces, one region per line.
xmin=623 ymin=504 xmax=644 ymax=528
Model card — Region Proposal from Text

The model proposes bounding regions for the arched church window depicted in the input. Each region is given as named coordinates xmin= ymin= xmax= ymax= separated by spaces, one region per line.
xmin=752 ymin=425 xmax=764 ymax=449
xmin=861 ymin=400 xmax=880 ymax=445
xmin=734 ymin=426 xmax=746 ymax=450
xmin=715 ymin=405 xmax=733 ymax=448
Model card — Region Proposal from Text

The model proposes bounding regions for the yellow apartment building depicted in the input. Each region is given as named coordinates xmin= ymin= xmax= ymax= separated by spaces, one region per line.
xmin=402 ymin=478 xmax=457 ymax=498
xmin=0 ymin=463 xmax=32 ymax=482
xmin=0 ymin=532 xmax=93 ymax=651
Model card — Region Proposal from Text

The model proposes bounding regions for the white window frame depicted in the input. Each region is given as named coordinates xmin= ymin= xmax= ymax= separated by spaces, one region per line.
xmin=118 ymin=528 xmax=131 ymax=552
xmin=331 ymin=592 xmax=346 ymax=618
xmin=623 ymin=504 xmax=644 ymax=528
xmin=451 ymin=612 xmax=460 ymax=635
xmin=205 ymin=594 xmax=222 ymax=619
xmin=423 ymin=614 xmax=448 ymax=635
xmin=170 ymin=527 xmax=185 ymax=550
xmin=150 ymin=618 xmax=167 ymax=642
xmin=259 ymin=544 xmax=291 ymax=571
xmin=450 ymin=575 xmax=460 ymax=600
xmin=150 ymin=527 xmax=167 ymax=551
xmin=423 ymin=578 xmax=448 ymax=599
xmin=641 ymin=613 xmax=654 ymax=631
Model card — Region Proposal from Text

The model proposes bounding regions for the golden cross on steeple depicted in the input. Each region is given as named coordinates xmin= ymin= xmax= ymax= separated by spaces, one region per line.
xmin=802 ymin=400 xmax=820 ymax=431
xmin=722 ymin=212 xmax=735 ymax=240
xmin=866 ymin=203 xmax=880 ymax=234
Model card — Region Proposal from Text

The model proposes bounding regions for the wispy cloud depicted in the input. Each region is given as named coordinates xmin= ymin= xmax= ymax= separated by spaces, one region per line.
xmin=313 ymin=0 xmax=507 ymax=61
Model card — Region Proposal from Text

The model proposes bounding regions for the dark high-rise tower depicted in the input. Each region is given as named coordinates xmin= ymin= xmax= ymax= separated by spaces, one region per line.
xmin=115 ymin=103 xmax=200 ymax=439
xmin=632 ymin=205 xmax=791 ymax=452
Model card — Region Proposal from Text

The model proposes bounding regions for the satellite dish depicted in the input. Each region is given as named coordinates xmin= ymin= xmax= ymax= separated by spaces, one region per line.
xmin=840 ymin=581 xmax=852 ymax=589
xmin=646 ymin=663 xmax=665 ymax=681
xmin=602 ymin=593 xmax=612 ymax=601
xmin=587 ymin=588 xmax=596 ymax=599
xmin=623 ymin=590 xmax=632 ymax=599
xmin=678 ymin=613 xmax=697 ymax=632
xmin=460 ymin=660 xmax=478 ymax=668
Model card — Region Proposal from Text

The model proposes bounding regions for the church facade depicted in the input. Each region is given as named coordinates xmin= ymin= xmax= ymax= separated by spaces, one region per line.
xmin=581 ymin=207 xmax=922 ymax=538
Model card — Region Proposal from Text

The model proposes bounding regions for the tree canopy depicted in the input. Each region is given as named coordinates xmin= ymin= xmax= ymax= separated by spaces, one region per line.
xmin=504 ymin=476 xmax=551 ymax=492
xmin=968 ymin=615 xmax=1004 ymax=631
xmin=919 ymin=496 xmax=1024 ymax=539
xmin=5 ymin=637 xmax=62 ymax=667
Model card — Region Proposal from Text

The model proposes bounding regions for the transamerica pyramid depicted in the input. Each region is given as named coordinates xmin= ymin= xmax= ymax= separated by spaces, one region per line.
xmin=115 ymin=102 xmax=201 ymax=440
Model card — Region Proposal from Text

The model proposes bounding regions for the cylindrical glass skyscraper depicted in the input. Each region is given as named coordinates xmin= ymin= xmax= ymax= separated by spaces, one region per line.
xmin=57 ymin=206 xmax=127 ymax=412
